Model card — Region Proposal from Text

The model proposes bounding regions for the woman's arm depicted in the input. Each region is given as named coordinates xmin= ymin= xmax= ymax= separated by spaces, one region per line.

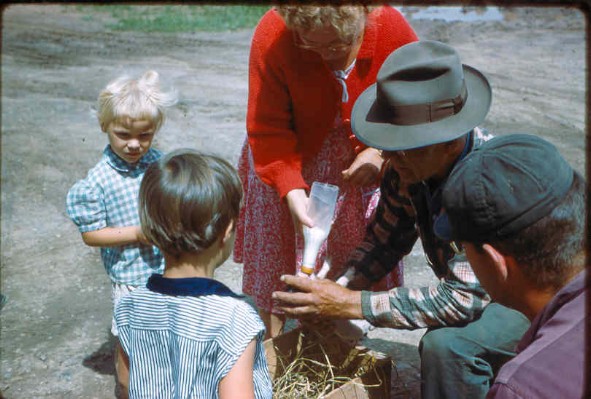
xmin=246 ymin=10 xmax=309 ymax=199
xmin=218 ymin=339 xmax=256 ymax=399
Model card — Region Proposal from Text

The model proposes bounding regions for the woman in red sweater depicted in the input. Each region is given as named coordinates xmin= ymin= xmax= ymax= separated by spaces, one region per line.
xmin=234 ymin=4 xmax=418 ymax=338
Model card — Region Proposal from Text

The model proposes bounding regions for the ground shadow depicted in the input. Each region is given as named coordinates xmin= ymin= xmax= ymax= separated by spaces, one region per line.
xmin=82 ymin=333 xmax=117 ymax=376
xmin=82 ymin=333 xmax=127 ymax=398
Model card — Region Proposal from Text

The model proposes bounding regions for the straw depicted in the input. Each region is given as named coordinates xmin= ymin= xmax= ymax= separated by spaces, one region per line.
xmin=271 ymin=329 xmax=383 ymax=398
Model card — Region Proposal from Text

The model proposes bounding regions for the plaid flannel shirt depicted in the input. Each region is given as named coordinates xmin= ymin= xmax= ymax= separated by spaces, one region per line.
xmin=66 ymin=145 xmax=165 ymax=286
xmin=349 ymin=128 xmax=493 ymax=329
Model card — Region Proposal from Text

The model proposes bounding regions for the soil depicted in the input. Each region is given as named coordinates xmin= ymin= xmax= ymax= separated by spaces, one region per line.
xmin=0 ymin=5 xmax=586 ymax=399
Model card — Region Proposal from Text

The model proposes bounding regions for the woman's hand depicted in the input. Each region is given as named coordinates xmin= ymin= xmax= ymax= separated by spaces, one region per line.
xmin=285 ymin=188 xmax=314 ymax=235
xmin=341 ymin=147 xmax=383 ymax=186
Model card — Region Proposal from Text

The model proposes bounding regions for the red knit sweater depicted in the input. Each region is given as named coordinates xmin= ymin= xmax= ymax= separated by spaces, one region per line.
xmin=247 ymin=6 xmax=418 ymax=198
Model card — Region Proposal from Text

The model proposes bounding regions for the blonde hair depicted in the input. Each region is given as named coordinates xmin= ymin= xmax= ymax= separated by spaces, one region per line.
xmin=276 ymin=4 xmax=369 ymax=42
xmin=97 ymin=70 xmax=177 ymax=132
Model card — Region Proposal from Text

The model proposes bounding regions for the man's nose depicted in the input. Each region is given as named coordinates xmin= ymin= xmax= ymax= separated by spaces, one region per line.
xmin=128 ymin=139 xmax=140 ymax=150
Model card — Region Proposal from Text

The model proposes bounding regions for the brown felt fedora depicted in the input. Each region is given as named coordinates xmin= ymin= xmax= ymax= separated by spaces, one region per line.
xmin=352 ymin=40 xmax=492 ymax=151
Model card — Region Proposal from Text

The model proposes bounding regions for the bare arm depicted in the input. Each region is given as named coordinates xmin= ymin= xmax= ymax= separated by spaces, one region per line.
xmin=218 ymin=339 xmax=256 ymax=399
xmin=246 ymin=10 xmax=308 ymax=199
xmin=81 ymin=226 xmax=149 ymax=247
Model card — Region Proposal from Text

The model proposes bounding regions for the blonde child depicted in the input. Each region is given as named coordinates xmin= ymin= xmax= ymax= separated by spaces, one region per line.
xmin=65 ymin=70 xmax=177 ymax=396
xmin=115 ymin=150 xmax=272 ymax=399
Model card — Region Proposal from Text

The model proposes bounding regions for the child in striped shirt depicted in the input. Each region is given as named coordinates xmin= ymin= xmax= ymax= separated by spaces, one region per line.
xmin=115 ymin=150 xmax=272 ymax=399
xmin=65 ymin=70 xmax=177 ymax=396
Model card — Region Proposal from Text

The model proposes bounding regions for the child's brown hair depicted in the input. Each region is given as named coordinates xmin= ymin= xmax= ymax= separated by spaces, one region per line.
xmin=139 ymin=149 xmax=243 ymax=257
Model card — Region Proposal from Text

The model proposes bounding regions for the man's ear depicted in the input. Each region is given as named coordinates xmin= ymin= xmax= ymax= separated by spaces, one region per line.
xmin=481 ymin=243 xmax=509 ymax=281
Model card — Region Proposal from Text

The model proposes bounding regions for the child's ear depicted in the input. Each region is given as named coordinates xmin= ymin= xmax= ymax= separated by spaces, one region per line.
xmin=221 ymin=221 xmax=235 ymax=245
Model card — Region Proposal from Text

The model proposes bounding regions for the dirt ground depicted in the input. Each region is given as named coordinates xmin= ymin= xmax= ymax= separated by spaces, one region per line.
xmin=0 ymin=4 xmax=586 ymax=399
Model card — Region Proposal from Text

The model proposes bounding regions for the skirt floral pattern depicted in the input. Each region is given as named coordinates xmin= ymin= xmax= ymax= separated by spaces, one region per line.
xmin=234 ymin=122 xmax=403 ymax=313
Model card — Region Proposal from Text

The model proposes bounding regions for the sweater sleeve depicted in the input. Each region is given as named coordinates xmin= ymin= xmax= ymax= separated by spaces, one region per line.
xmin=361 ymin=254 xmax=490 ymax=329
xmin=246 ymin=10 xmax=308 ymax=199
xmin=66 ymin=175 xmax=107 ymax=233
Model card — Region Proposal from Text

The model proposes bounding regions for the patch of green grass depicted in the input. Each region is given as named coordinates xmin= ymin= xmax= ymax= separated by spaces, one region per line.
xmin=73 ymin=4 xmax=269 ymax=32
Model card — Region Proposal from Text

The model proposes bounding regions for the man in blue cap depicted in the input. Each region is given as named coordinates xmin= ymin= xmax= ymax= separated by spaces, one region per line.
xmin=274 ymin=40 xmax=531 ymax=398
xmin=438 ymin=133 xmax=587 ymax=398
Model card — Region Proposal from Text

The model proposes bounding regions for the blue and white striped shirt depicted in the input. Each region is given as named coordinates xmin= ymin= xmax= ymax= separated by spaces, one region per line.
xmin=115 ymin=274 xmax=272 ymax=399
xmin=66 ymin=145 xmax=164 ymax=285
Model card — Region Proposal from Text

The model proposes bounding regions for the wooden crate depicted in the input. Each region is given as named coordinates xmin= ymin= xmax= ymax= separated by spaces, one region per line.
xmin=264 ymin=327 xmax=392 ymax=398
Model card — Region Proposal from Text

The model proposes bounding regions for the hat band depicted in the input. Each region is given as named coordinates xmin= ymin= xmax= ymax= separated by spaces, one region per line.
xmin=382 ymin=81 xmax=468 ymax=126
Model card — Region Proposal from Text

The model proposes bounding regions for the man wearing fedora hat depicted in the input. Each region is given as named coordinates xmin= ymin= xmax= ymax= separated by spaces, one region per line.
xmin=273 ymin=40 xmax=531 ymax=398
xmin=438 ymin=134 xmax=587 ymax=398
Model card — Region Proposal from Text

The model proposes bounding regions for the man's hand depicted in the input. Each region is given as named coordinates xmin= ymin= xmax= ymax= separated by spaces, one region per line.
xmin=341 ymin=147 xmax=383 ymax=186
xmin=272 ymin=275 xmax=363 ymax=320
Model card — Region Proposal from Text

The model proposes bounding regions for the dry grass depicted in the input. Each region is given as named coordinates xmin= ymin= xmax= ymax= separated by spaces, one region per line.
xmin=271 ymin=329 xmax=383 ymax=398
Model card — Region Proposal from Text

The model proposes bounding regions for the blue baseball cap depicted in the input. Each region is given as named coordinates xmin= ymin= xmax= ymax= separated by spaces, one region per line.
xmin=435 ymin=134 xmax=574 ymax=242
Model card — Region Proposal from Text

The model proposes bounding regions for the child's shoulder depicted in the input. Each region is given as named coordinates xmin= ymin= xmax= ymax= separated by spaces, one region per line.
xmin=67 ymin=151 xmax=113 ymax=193
xmin=114 ymin=287 xmax=152 ymax=320
xmin=86 ymin=153 xmax=112 ymax=177
xmin=76 ymin=145 xmax=113 ymax=176
xmin=191 ymin=294 xmax=259 ymax=323
xmin=211 ymin=297 xmax=266 ymax=347
xmin=116 ymin=286 xmax=165 ymax=313
xmin=220 ymin=296 xmax=264 ymax=325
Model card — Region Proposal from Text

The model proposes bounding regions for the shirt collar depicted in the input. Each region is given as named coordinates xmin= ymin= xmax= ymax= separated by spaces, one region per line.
xmin=146 ymin=273 xmax=243 ymax=298
xmin=103 ymin=145 xmax=160 ymax=173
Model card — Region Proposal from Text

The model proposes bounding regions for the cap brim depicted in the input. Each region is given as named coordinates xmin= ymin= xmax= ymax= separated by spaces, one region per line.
xmin=351 ymin=65 xmax=492 ymax=150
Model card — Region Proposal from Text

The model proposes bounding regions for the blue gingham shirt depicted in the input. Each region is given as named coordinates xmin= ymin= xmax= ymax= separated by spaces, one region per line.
xmin=115 ymin=275 xmax=273 ymax=399
xmin=66 ymin=145 xmax=165 ymax=285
